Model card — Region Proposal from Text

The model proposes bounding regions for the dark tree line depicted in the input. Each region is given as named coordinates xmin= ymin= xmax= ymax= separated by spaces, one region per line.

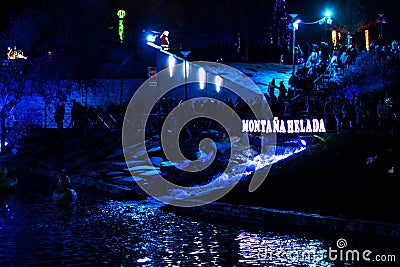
xmin=0 ymin=0 xmax=121 ymax=152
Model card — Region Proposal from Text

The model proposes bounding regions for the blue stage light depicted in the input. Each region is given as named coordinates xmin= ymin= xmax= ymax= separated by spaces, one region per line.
xmin=324 ymin=10 xmax=332 ymax=18
xmin=146 ymin=34 xmax=156 ymax=43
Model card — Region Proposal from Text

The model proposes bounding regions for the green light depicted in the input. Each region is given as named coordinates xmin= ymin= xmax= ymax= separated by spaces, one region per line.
xmin=117 ymin=10 xmax=126 ymax=43
xmin=117 ymin=9 xmax=126 ymax=19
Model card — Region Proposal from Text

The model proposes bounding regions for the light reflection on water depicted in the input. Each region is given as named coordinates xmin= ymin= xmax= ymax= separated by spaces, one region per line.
xmin=235 ymin=232 xmax=332 ymax=266
xmin=0 ymin=189 xmax=337 ymax=266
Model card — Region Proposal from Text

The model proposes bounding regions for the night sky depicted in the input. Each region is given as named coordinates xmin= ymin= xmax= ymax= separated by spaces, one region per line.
xmin=1 ymin=0 xmax=398 ymax=45
xmin=290 ymin=0 xmax=396 ymax=43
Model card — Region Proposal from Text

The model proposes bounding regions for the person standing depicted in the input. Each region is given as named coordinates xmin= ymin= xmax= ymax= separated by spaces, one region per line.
xmin=54 ymin=103 xmax=65 ymax=129
xmin=377 ymin=96 xmax=388 ymax=134
xmin=278 ymin=81 xmax=287 ymax=101
xmin=160 ymin=31 xmax=170 ymax=51
xmin=69 ymin=99 xmax=81 ymax=128
xmin=267 ymin=79 xmax=278 ymax=107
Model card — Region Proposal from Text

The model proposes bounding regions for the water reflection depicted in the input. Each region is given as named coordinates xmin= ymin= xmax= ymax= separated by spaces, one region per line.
xmin=1 ymin=189 xmax=338 ymax=266
xmin=236 ymin=232 xmax=332 ymax=266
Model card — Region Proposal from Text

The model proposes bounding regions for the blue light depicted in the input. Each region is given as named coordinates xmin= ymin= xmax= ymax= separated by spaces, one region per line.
xmin=323 ymin=10 xmax=333 ymax=25
xmin=324 ymin=10 xmax=332 ymax=18
xmin=293 ymin=19 xmax=301 ymax=30
xmin=146 ymin=34 xmax=156 ymax=43
xmin=299 ymin=139 xmax=307 ymax=146
xmin=0 ymin=142 xmax=8 ymax=148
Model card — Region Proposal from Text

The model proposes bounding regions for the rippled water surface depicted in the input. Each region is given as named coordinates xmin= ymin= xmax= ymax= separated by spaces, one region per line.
xmin=0 ymin=182 xmax=370 ymax=266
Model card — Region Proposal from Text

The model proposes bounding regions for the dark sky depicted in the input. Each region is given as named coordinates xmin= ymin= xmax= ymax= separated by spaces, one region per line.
xmin=1 ymin=0 xmax=398 ymax=43
xmin=286 ymin=0 xmax=397 ymax=43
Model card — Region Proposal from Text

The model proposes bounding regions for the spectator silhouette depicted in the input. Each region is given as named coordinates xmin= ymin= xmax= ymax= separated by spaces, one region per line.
xmin=267 ymin=79 xmax=278 ymax=101
xmin=278 ymin=81 xmax=287 ymax=100
xmin=69 ymin=99 xmax=84 ymax=128
xmin=377 ymin=96 xmax=390 ymax=134
xmin=54 ymin=103 xmax=65 ymax=129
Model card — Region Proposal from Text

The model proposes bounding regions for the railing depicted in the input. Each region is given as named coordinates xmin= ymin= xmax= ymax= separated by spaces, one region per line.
xmin=12 ymin=113 xmax=126 ymax=130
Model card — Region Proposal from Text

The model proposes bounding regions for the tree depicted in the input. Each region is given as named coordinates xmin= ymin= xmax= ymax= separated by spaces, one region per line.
xmin=0 ymin=63 xmax=26 ymax=153
xmin=5 ymin=0 xmax=113 ymax=80
xmin=1 ymin=0 xmax=114 ymax=131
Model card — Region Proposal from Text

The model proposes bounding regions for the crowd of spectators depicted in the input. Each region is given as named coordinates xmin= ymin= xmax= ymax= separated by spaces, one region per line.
xmin=61 ymin=99 xmax=127 ymax=130
xmin=56 ymin=40 xmax=399 ymax=137
xmin=268 ymin=41 xmax=399 ymax=135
